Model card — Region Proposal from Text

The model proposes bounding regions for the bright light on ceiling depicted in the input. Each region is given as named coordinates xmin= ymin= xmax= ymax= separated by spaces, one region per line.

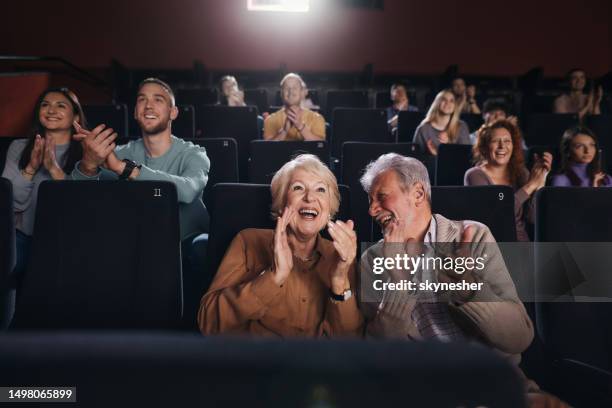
xmin=247 ymin=0 xmax=310 ymax=13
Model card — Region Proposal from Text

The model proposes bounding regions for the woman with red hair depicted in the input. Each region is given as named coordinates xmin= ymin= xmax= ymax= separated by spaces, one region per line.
xmin=464 ymin=120 xmax=552 ymax=241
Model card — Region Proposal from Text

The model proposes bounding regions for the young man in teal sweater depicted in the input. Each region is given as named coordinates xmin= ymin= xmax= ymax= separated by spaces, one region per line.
xmin=71 ymin=78 xmax=210 ymax=239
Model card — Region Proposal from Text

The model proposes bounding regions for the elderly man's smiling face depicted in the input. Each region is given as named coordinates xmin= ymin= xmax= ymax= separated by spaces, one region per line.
xmin=367 ymin=170 xmax=416 ymax=233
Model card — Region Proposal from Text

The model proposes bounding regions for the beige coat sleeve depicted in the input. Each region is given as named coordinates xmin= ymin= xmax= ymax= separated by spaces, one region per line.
xmin=198 ymin=231 xmax=283 ymax=334
xmin=318 ymin=261 xmax=364 ymax=337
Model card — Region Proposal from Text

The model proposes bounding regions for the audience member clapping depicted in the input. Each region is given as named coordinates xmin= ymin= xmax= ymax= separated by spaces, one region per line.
xmin=1 ymin=87 xmax=86 ymax=276
xmin=71 ymin=78 xmax=210 ymax=240
xmin=553 ymin=68 xmax=603 ymax=119
xmin=218 ymin=75 xmax=246 ymax=107
xmin=413 ymin=89 xmax=470 ymax=156
xmin=198 ymin=154 xmax=362 ymax=337
xmin=263 ymin=73 xmax=325 ymax=141
xmin=465 ymin=120 xmax=552 ymax=241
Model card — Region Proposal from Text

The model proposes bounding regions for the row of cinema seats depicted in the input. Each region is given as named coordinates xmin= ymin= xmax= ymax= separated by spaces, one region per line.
xmin=0 ymin=180 xmax=514 ymax=331
xmin=397 ymin=112 xmax=612 ymax=147
xmin=79 ymin=102 xmax=612 ymax=175
xmin=0 ymin=179 xmax=15 ymax=331
xmin=0 ymin=136 xmax=502 ymax=235
xmin=0 ymin=334 xmax=525 ymax=407
xmin=84 ymin=98 xmax=612 ymax=147
xmin=142 ymin=86 xmax=612 ymax=119
xmin=8 ymin=111 xmax=609 ymax=174
xmin=176 ymin=87 xmax=390 ymax=118
xmin=1 ymin=134 xmax=609 ymax=239
xmin=0 ymin=179 xmax=611 ymax=405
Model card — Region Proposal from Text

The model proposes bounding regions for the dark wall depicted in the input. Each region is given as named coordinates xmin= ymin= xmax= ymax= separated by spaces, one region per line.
xmin=3 ymin=0 xmax=611 ymax=76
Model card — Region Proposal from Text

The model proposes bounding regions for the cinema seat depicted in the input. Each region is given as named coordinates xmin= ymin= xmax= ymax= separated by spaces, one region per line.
xmin=436 ymin=143 xmax=474 ymax=186
xmin=521 ymin=93 xmax=558 ymax=116
xmin=11 ymin=181 xmax=183 ymax=330
xmin=341 ymin=142 xmax=423 ymax=243
xmin=525 ymin=114 xmax=579 ymax=147
xmin=186 ymin=138 xmax=239 ymax=214
xmin=534 ymin=187 xmax=612 ymax=407
xmin=248 ymin=140 xmax=330 ymax=184
xmin=331 ymin=108 xmax=391 ymax=159
xmin=0 ymin=137 xmax=22 ymax=173
xmin=83 ymin=104 xmax=129 ymax=138
xmin=375 ymin=90 xmax=392 ymax=108
xmin=397 ymin=111 xmax=425 ymax=143
xmin=326 ymin=90 xmax=369 ymax=119
xmin=584 ymin=115 xmax=612 ymax=139
xmin=176 ymin=88 xmax=218 ymax=107
xmin=0 ymin=334 xmax=526 ymax=408
xmin=173 ymin=105 xmax=196 ymax=139
xmin=205 ymin=183 xmax=351 ymax=287
xmin=166 ymin=138 xmax=236 ymax=330
xmin=432 ymin=185 xmax=517 ymax=241
xmin=586 ymin=115 xmax=612 ymax=171
xmin=461 ymin=113 xmax=484 ymax=133
xmin=244 ymin=88 xmax=269 ymax=114
xmin=371 ymin=185 xmax=517 ymax=243
xmin=0 ymin=178 xmax=15 ymax=330
xmin=195 ymin=105 xmax=259 ymax=182
xmin=92 ymin=137 xmax=210 ymax=238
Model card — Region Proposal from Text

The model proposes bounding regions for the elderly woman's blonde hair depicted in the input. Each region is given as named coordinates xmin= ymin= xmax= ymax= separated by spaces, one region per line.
xmin=270 ymin=154 xmax=340 ymax=219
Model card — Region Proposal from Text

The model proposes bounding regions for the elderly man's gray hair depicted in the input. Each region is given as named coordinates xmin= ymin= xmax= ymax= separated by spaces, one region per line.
xmin=359 ymin=153 xmax=431 ymax=199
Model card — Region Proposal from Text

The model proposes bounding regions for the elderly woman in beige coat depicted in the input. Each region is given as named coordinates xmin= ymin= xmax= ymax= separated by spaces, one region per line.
xmin=198 ymin=154 xmax=363 ymax=337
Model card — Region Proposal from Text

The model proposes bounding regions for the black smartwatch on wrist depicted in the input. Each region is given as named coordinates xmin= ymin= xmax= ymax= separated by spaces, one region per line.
xmin=119 ymin=159 xmax=141 ymax=180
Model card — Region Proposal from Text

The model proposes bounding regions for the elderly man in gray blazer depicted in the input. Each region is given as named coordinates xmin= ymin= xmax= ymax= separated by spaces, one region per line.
xmin=358 ymin=153 xmax=568 ymax=408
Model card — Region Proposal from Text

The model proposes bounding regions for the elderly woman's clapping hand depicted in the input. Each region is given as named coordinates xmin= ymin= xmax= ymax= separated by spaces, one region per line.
xmin=327 ymin=219 xmax=357 ymax=294
xmin=271 ymin=206 xmax=295 ymax=286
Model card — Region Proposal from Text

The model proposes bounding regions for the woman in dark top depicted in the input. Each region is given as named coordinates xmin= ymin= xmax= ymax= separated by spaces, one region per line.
xmin=464 ymin=120 xmax=552 ymax=241
xmin=551 ymin=126 xmax=611 ymax=187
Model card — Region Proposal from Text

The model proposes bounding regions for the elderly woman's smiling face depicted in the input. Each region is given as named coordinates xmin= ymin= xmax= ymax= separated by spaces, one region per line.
xmin=285 ymin=168 xmax=331 ymax=238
